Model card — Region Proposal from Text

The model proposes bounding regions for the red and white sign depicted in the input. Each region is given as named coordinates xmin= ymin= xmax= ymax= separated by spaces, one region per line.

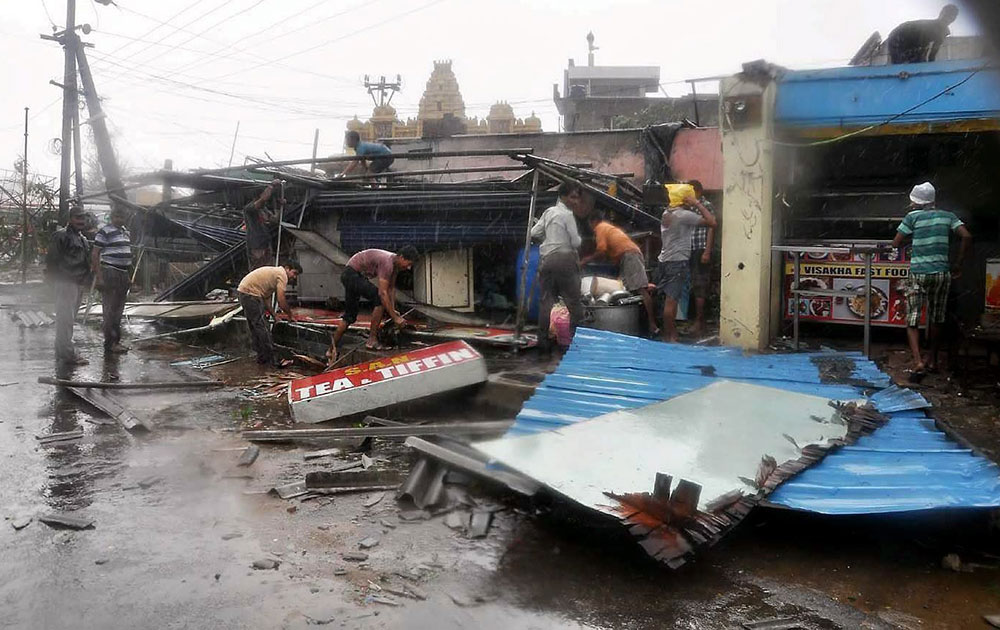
xmin=288 ymin=341 xmax=488 ymax=424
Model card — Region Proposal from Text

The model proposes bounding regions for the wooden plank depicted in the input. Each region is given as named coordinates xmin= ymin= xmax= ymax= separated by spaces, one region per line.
xmin=66 ymin=387 xmax=150 ymax=433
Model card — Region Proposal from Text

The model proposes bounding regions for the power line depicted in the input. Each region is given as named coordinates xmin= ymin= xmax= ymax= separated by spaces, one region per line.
xmin=101 ymin=0 xmax=234 ymax=82
xmin=103 ymin=0 xmax=203 ymax=58
xmin=203 ymin=0 xmax=449 ymax=82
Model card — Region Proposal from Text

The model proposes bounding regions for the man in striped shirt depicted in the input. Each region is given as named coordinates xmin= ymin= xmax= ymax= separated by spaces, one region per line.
xmin=92 ymin=207 xmax=133 ymax=354
xmin=892 ymin=182 xmax=972 ymax=375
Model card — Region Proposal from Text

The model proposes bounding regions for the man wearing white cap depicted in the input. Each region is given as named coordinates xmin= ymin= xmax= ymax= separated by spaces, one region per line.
xmin=891 ymin=182 xmax=972 ymax=375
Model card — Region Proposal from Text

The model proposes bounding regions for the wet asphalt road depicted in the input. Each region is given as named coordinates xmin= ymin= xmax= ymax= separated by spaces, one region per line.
xmin=1 ymin=285 xmax=998 ymax=630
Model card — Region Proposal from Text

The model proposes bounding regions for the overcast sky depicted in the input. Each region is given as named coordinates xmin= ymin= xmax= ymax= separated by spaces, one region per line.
xmin=0 ymin=0 xmax=978 ymax=181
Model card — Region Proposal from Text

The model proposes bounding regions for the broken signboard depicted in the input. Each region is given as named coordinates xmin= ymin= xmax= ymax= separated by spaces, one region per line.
xmin=288 ymin=341 xmax=488 ymax=424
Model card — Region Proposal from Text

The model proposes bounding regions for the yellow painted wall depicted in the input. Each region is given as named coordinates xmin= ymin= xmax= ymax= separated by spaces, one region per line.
xmin=718 ymin=77 xmax=779 ymax=350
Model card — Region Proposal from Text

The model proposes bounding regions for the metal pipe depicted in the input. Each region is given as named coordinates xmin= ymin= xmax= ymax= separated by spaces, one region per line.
xmin=192 ymin=148 xmax=536 ymax=175
xmin=792 ymin=251 xmax=800 ymax=352
xmin=863 ymin=251 xmax=872 ymax=358
xmin=513 ymin=169 xmax=541 ymax=346
xmin=21 ymin=107 xmax=28 ymax=284
xmin=336 ymin=164 xmax=530 ymax=181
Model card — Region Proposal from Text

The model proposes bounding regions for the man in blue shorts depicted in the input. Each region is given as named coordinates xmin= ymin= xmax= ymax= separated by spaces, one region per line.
xmin=342 ymin=131 xmax=394 ymax=177
xmin=891 ymin=181 xmax=972 ymax=375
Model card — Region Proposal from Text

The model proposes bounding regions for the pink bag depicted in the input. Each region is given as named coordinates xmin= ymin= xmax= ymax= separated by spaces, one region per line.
xmin=549 ymin=304 xmax=573 ymax=348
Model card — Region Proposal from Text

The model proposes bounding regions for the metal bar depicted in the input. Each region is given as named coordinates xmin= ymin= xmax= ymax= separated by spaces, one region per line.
xmin=243 ymin=421 xmax=513 ymax=442
xmin=21 ymin=107 xmax=28 ymax=284
xmin=514 ymin=169 xmax=540 ymax=345
xmin=39 ymin=376 xmax=223 ymax=389
xmin=310 ymin=128 xmax=319 ymax=173
xmin=792 ymin=251 xmax=800 ymax=352
xmin=864 ymin=252 xmax=872 ymax=358
xmin=337 ymin=164 xmax=530 ymax=181
xmin=192 ymin=148 xmax=536 ymax=175
xmin=227 ymin=121 xmax=240 ymax=168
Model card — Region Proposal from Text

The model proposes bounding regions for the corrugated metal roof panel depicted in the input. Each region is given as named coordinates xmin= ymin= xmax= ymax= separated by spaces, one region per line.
xmin=776 ymin=58 xmax=1000 ymax=128
xmin=513 ymin=328 xmax=1000 ymax=514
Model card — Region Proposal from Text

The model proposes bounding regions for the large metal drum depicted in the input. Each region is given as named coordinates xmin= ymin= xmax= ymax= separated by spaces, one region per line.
xmin=585 ymin=303 xmax=642 ymax=336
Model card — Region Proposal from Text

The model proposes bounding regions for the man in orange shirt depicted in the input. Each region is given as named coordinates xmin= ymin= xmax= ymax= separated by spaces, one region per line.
xmin=582 ymin=213 xmax=658 ymax=335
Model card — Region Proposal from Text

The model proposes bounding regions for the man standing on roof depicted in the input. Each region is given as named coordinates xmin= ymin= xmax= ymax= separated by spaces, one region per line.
xmin=886 ymin=4 xmax=959 ymax=64
xmin=341 ymin=131 xmax=394 ymax=178
xmin=657 ymin=193 xmax=717 ymax=343
xmin=244 ymin=179 xmax=282 ymax=269
xmin=236 ymin=261 xmax=302 ymax=369
xmin=329 ymin=246 xmax=419 ymax=360
xmin=687 ymin=180 xmax=715 ymax=337
xmin=92 ymin=206 xmax=133 ymax=354
xmin=892 ymin=182 xmax=972 ymax=376
xmin=532 ymin=182 xmax=589 ymax=354
xmin=46 ymin=203 xmax=92 ymax=365
xmin=581 ymin=212 xmax=658 ymax=336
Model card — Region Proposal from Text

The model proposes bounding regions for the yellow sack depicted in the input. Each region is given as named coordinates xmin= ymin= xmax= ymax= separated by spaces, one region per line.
xmin=665 ymin=183 xmax=695 ymax=208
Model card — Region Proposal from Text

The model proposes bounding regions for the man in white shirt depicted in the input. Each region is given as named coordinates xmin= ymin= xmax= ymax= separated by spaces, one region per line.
xmin=530 ymin=181 xmax=591 ymax=353
xmin=657 ymin=194 xmax=717 ymax=342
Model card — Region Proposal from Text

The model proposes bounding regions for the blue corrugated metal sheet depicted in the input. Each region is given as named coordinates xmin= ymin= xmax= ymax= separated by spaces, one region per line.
xmin=513 ymin=328 xmax=1000 ymax=514
xmin=776 ymin=59 xmax=1000 ymax=128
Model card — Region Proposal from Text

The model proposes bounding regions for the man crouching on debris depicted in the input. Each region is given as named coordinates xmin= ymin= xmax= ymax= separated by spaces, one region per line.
xmin=46 ymin=203 xmax=92 ymax=365
xmin=236 ymin=261 xmax=302 ymax=368
xmin=329 ymin=246 xmax=419 ymax=361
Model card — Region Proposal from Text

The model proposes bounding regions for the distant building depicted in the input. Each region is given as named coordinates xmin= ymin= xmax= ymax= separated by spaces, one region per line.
xmin=552 ymin=32 xmax=660 ymax=131
xmin=346 ymin=61 xmax=542 ymax=141
xmin=552 ymin=32 xmax=719 ymax=130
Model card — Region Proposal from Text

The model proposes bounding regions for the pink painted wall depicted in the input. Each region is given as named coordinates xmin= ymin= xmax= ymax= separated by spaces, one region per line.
xmin=669 ymin=127 xmax=722 ymax=191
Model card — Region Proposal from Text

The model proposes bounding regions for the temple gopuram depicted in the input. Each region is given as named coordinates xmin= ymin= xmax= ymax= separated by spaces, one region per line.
xmin=346 ymin=60 xmax=542 ymax=140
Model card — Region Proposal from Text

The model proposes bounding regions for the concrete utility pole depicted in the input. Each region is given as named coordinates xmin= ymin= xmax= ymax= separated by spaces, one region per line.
xmin=58 ymin=0 xmax=77 ymax=224
xmin=76 ymin=45 xmax=125 ymax=208
xmin=72 ymin=97 xmax=84 ymax=196
xmin=21 ymin=107 xmax=29 ymax=284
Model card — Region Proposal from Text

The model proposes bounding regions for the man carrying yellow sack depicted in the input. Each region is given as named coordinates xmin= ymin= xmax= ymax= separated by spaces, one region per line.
xmin=582 ymin=212 xmax=658 ymax=336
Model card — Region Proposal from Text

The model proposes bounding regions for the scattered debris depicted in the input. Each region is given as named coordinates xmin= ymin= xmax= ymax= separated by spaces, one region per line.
xmin=468 ymin=510 xmax=493 ymax=538
xmin=39 ymin=513 xmax=95 ymax=530
xmin=236 ymin=444 xmax=260 ymax=467
xmin=342 ymin=552 xmax=369 ymax=562
xmin=984 ymin=615 xmax=1000 ymax=629
xmin=358 ymin=535 xmax=381 ymax=550
xmin=742 ymin=617 xmax=803 ymax=630
xmin=361 ymin=454 xmax=374 ymax=470
xmin=137 ymin=475 xmax=163 ymax=489
xmin=379 ymin=519 xmax=397 ymax=529
xmin=171 ymin=355 xmax=233 ymax=369
xmin=251 ymin=558 xmax=280 ymax=570
xmin=942 ymin=553 xmax=963 ymax=572
xmin=367 ymin=595 xmax=400 ymax=607
xmin=302 ymin=447 xmax=342 ymax=460
xmin=288 ymin=341 xmax=489 ymax=424
xmin=221 ymin=532 xmax=242 ymax=540
xmin=363 ymin=492 xmax=385 ymax=508
xmin=39 ymin=376 xmax=223 ymax=389
xmin=244 ymin=421 xmax=511 ymax=443
xmin=95 ymin=558 xmax=109 ymax=565
xmin=65 ymin=386 xmax=150 ymax=432
xmin=10 ymin=516 xmax=32 ymax=531
xmin=304 ymin=470 xmax=403 ymax=490
xmin=35 ymin=430 xmax=85 ymax=445
xmin=444 ymin=512 xmax=466 ymax=530
xmin=270 ymin=481 xmax=308 ymax=500
xmin=398 ymin=509 xmax=430 ymax=522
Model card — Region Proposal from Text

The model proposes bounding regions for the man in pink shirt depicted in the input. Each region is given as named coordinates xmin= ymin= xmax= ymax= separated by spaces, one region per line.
xmin=330 ymin=245 xmax=419 ymax=358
